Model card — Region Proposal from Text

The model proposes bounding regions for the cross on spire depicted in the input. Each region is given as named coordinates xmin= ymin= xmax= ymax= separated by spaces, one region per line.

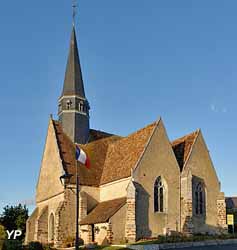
xmin=72 ymin=0 xmax=78 ymax=25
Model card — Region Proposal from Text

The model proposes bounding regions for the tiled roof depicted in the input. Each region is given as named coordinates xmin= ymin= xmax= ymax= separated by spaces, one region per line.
xmin=53 ymin=120 xmax=120 ymax=186
xmin=88 ymin=129 xmax=114 ymax=142
xmin=53 ymin=120 xmax=76 ymax=178
xmin=79 ymin=197 xmax=126 ymax=225
xmin=53 ymin=120 xmax=157 ymax=186
xmin=171 ymin=130 xmax=199 ymax=171
xmin=226 ymin=197 xmax=237 ymax=209
xmin=76 ymin=135 xmax=121 ymax=186
xmin=100 ymin=122 xmax=157 ymax=185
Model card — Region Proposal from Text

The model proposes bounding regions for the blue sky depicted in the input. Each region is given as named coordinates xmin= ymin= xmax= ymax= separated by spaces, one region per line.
xmin=0 ymin=0 xmax=237 ymax=213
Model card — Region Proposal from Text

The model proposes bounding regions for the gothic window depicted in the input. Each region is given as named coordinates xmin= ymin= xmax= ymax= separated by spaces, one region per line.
xmin=195 ymin=183 xmax=205 ymax=215
xmin=154 ymin=176 xmax=165 ymax=213
xmin=66 ymin=100 xmax=72 ymax=110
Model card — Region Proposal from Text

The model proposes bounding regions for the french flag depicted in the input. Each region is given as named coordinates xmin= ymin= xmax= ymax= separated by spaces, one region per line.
xmin=76 ymin=145 xmax=90 ymax=169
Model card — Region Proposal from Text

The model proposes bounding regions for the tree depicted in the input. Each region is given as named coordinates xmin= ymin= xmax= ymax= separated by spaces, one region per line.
xmin=0 ymin=224 xmax=6 ymax=240
xmin=0 ymin=224 xmax=6 ymax=250
xmin=0 ymin=204 xmax=28 ymax=240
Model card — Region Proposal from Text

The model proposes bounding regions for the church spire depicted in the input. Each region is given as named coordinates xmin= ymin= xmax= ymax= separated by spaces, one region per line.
xmin=61 ymin=26 xmax=85 ymax=98
xmin=58 ymin=24 xmax=90 ymax=144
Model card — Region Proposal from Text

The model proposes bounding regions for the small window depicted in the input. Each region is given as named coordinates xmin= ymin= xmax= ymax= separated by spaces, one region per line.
xmin=154 ymin=176 xmax=165 ymax=213
xmin=66 ymin=100 xmax=72 ymax=110
xmin=79 ymin=102 xmax=84 ymax=112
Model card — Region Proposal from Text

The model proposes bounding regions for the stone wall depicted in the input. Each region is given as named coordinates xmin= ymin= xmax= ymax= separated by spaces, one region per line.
xmin=100 ymin=178 xmax=131 ymax=202
xmin=133 ymin=120 xmax=181 ymax=237
xmin=217 ymin=192 xmax=227 ymax=232
xmin=80 ymin=185 xmax=99 ymax=211
xmin=110 ymin=204 xmax=127 ymax=244
xmin=35 ymin=206 xmax=48 ymax=244
xmin=25 ymin=208 xmax=38 ymax=244
xmin=80 ymin=225 xmax=92 ymax=245
xmin=79 ymin=191 xmax=87 ymax=220
xmin=54 ymin=189 xmax=76 ymax=247
xmin=125 ymin=182 xmax=136 ymax=243
xmin=36 ymin=119 xmax=64 ymax=203
xmin=182 ymin=131 xmax=224 ymax=234
xmin=93 ymin=223 xmax=111 ymax=245
xmin=181 ymin=172 xmax=193 ymax=235
xmin=35 ymin=192 xmax=65 ymax=246
xmin=182 ymin=200 xmax=194 ymax=235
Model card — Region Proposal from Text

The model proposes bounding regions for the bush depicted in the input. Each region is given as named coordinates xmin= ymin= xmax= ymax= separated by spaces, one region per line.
xmin=28 ymin=242 xmax=43 ymax=250
xmin=0 ymin=240 xmax=4 ymax=250
xmin=0 ymin=225 xmax=6 ymax=240
xmin=2 ymin=240 xmax=23 ymax=250
xmin=0 ymin=225 xmax=6 ymax=250
xmin=42 ymin=245 xmax=55 ymax=250
xmin=0 ymin=204 xmax=28 ymax=241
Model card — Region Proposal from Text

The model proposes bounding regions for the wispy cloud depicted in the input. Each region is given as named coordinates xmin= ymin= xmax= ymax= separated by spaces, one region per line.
xmin=210 ymin=104 xmax=217 ymax=112
xmin=210 ymin=103 xmax=227 ymax=113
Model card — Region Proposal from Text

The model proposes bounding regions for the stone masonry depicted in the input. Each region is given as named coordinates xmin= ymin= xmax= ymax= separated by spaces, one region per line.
xmin=181 ymin=172 xmax=194 ymax=235
xmin=217 ymin=192 xmax=227 ymax=232
xmin=125 ymin=181 xmax=136 ymax=243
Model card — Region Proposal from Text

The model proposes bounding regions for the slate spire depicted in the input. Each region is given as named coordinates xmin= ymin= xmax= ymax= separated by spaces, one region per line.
xmin=62 ymin=25 xmax=85 ymax=98
xmin=58 ymin=25 xmax=90 ymax=144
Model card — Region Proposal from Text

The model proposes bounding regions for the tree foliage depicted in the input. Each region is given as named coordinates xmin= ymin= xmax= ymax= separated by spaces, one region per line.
xmin=0 ymin=204 xmax=28 ymax=240
xmin=0 ymin=224 xmax=6 ymax=240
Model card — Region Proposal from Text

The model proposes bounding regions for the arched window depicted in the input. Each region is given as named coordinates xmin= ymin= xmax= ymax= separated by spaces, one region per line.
xmin=154 ymin=176 xmax=165 ymax=212
xmin=66 ymin=100 xmax=72 ymax=110
xmin=195 ymin=183 xmax=205 ymax=215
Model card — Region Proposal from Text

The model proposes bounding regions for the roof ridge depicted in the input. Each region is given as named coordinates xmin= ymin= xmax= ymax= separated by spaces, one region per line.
xmin=99 ymin=119 xmax=159 ymax=185
xmin=171 ymin=129 xmax=200 ymax=172
xmin=172 ymin=129 xmax=199 ymax=145
xmin=76 ymin=134 xmax=122 ymax=147
xmin=109 ymin=121 xmax=158 ymax=147
xmin=79 ymin=197 xmax=127 ymax=225
xmin=132 ymin=118 xmax=161 ymax=174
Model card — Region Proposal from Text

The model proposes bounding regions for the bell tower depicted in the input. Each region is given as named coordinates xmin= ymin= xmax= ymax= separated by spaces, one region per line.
xmin=58 ymin=25 xmax=90 ymax=144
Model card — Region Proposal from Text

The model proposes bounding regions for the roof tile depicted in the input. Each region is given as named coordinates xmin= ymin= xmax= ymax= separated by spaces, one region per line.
xmin=226 ymin=197 xmax=237 ymax=209
xmin=171 ymin=130 xmax=199 ymax=171
xmin=79 ymin=197 xmax=126 ymax=225
xmin=52 ymin=120 xmax=157 ymax=186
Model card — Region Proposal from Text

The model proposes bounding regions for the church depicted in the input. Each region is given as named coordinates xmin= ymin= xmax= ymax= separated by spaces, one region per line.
xmin=25 ymin=24 xmax=227 ymax=247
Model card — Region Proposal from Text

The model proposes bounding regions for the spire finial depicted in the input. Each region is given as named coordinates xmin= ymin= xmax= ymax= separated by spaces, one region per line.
xmin=72 ymin=0 xmax=77 ymax=26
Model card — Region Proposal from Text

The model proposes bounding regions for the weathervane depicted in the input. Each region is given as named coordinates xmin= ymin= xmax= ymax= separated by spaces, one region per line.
xmin=72 ymin=0 xmax=78 ymax=25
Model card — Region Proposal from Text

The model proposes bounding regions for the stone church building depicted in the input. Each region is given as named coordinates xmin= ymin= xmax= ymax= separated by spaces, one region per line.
xmin=25 ymin=25 xmax=227 ymax=247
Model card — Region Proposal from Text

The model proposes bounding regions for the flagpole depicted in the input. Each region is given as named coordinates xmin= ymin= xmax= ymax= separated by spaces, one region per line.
xmin=75 ymin=158 xmax=79 ymax=250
